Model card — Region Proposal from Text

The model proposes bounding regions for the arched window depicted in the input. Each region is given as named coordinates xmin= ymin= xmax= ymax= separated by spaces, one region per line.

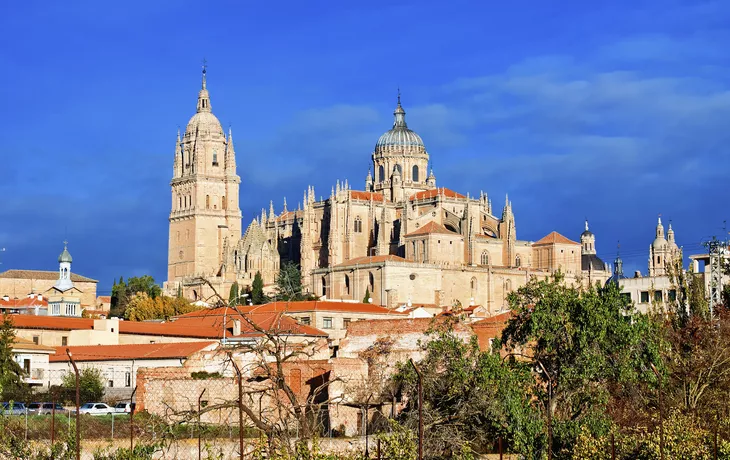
xmin=212 ymin=151 xmax=218 ymax=166
xmin=515 ymin=255 xmax=521 ymax=267
xmin=206 ymin=195 xmax=210 ymax=209
xmin=354 ymin=216 xmax=362 ymax=233
xmin=344 ymin=274 xmax=350 ymax=295
xmin=378 ymin=165 xmax=385 ymax=182
xmin=222 ymin=196 xmax=226 ymax=210
xmin=321 ymin=276 xmax=327 ymax=297
xmin=412 ymin=165 xmax=419 ymax=182
xmin=178 ymin=195 xmax=182 ymax=210
xmin=471 ymin=277 xmax=477 ymax=291
xmin=368 ymin=272 xmax=375 ymax=292
xmin=481 ymin=251 xmax=489 ymax=265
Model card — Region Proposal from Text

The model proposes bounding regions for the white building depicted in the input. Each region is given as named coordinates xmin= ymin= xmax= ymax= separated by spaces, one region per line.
xmin=12 ymin=336 xmax=55 ymax=387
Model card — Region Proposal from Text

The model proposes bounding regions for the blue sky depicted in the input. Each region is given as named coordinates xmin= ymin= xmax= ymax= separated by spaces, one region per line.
xmin=1 ymin=0 xmax=729 ymax=294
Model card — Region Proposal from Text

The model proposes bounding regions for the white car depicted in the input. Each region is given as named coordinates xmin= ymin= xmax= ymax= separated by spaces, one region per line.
xmin=78 ymin=403 xmax=114 ymax=415
xmin=113 ymin=402 xmax=135 ymax=414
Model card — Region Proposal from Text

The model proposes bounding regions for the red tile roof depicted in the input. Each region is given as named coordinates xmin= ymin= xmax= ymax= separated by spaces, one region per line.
xmin=50 ymin=341 xmax=216 ymax=363
xmin=404 ymin=221 xmax=459 ymax=237
xmin=170 ymin=307 xmax=328 ymax=338
xmin=533 ymin=231 xmax=579 ymax=245
xmin=350 ymin=191 xmax=388 ymax=202
xmin=97 ymin=296 xmax=112 ymax=303
xmin=245 ymin=300 xmax=403 ymax=316
xmin=9 ymin=315 xmax=94 ymax=331
xmin=9 ymin=308 xmax=327 ymax=339
xmin=334 ymin=255 xmax=408 ymax=267
xmin=409 ymin=188 xmax=466 ymax=201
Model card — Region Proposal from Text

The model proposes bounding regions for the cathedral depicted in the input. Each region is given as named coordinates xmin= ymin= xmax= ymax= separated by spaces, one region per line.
xmin=164 ymin=69 xmax=611 ymax=312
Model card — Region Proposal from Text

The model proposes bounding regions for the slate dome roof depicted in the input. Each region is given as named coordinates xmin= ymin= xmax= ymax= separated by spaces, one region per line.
xmin=375 ymin=99 xmax=425 ymax=152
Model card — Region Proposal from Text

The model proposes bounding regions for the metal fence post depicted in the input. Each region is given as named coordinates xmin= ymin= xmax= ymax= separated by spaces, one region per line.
xmin=51 ymin=393 xmax=56 ymax=445
xmin=409 ymin=359 xmax=423 ymax=460
xmin=111 ymin=411 xmax=115 ymax=440
xmin=66 ymin=348 xmax=81 ymax=460
xmin=365 ymin=394 xmax=372 ymax=458
xmin=130 ymin=385 xmax=137 ymax=453
xmin=198 ymin=388 xmax=206 ymax=460
xmin=499 ymin=436 xmax=503 ymax=460
xmin=230 ymin=356 xmax=245 ymax=460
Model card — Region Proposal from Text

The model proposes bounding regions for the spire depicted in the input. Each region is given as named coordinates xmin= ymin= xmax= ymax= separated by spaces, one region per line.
xmin=269 ymin=201 xmax=275 ymax=221
xmin=393 ymin=89 xmax=407 ymax=128
xmin=655 ymin=214 xmax=665 ymax=239
xmin=283 ymin=197 xmax=288 ymax=213
xmin=614 ymin=242 xmax=624 ymax=277
xmin=196 ymin=61 xmax=212 ymax=113
xmin=585 ymin=219 xmax=589 ymax=232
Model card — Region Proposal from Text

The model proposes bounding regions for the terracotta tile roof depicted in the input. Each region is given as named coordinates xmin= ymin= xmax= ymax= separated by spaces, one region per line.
xmin=97 ymin=296 xmax=111 ymax=303
xmin=0 ymin=296 xmax=49 ymax=308
xmin=12 ymin=336 xmax=55 ymax=353
xmin=277 ymin=210 xmax=299 ymax=221
xmin=471 ymin=310 xmax=514 ymax=325
xmin=0 ymin=269 xmax=97 ymax=283
xmin=334 ymin=255 xmax=408 ymax=267
xmin=533 ymin=231 xmax=579 ymax=245
xmin=470 ymin=311 xmax=513 ymax=351
xmin=404 ymin=221 xmax=459 ymax=237
xmin=9 ymin=314 xmax=94 ymax=331
xmin=246 ymin=301 xmax=403 ymax=316
xmin=9 ymin=309 xmax=327 ymax=339
xmin=50 ymin=341 xmax=216 ymax=363
xmin=170 ymin=307 xmax=328 ymax=338
xmin=409 ymin=188 xmax=466 ymax=201
xmin=350 ymin=191 xmax=388 ymax=202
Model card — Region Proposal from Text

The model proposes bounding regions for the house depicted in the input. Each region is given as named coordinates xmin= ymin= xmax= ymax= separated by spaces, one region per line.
xmin=0 ymin=293 xmax=49 ymax=315
xmin=49 ymin=341 xmax=218 ymax=399
xmin=12 ymin=337 xmax=55 ymax=387
xmin=240 ymin=300 xmax=406 ymax=344
xmin=8 ymin=306 xmax=328 ymax=348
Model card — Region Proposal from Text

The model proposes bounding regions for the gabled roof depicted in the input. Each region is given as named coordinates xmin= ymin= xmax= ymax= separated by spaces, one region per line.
xmin=533 ymin=231 xmax=579 ymax=245
xmin=12 ymin=337 xmax=55 ymax=353
xmin=50 ymin=341 xmax=216 ymax=363
xmin=334 ymin=255 xmax=408 ymax=267
xmin=404 ymin=221 xmax=459 ymax=237
xmin=9 ymin=315 xmax=94 ymax=331
xmin=350 ymin=191 xmax=388 ymax=202
xmin=246 ymin=301 xmax=403 ymax=316
xmin=0 ymin=269 xmax=97 ymax=283
xmin=97 ymin=296 xmax=112 ymax=303
xmin=409 ymin=188 xmax=466 ymax=201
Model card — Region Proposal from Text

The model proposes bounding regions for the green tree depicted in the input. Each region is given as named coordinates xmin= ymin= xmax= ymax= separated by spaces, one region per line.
xmin=363 ymin=288 xmax=371 ymax=303
xmin=62 ymin=367 xmax=104 ymax=404
xmin=126 ymin=275 xmax=162 ymax=299
xmin=275 ymin=261 xmax=303 ymax=301
xmin=252 ymin=271 xmax=266 ymax=305
xmin=110 ymin=276 xmax=128 ymax=318
xmin=393 ymin=320 xmax=542 ymax=458
xmin=501 ymin=275 xmax=660 ymax=458
xmin=110 ymin=275 xmax=163 ymax=318
xmin=229 ymin=282 xmax=240 ymax=305
xmin=0 ymin=314 xmax=24 ymax=398
xmin=124 ymin=293 xmax=202 ymax=321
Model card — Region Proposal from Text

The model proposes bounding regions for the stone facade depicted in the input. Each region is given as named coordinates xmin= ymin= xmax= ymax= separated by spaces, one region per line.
xmin=0 ymin=270 xmax=97 ymax=307
xmin=164 ymin=71 xmax=611 ymax=307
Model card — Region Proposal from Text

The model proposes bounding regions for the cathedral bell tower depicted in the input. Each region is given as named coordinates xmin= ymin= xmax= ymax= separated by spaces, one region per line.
xmin=166 ymin=65 xmax=242 ymax=291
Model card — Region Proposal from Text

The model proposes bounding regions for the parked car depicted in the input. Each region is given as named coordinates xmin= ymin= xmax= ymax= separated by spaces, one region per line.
xmin=113 ymin=402 xmax=135 ymax=414
xmin=27 ymin=402 xmax=67 ymax=415
xmin=1 ymin=402 xmax=27 ymax=416
xmin=78 ymin=403 xmax=114 ymax=415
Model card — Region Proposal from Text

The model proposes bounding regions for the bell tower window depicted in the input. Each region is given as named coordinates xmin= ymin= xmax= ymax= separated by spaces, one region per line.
xmin=378 ymin=165 xmax=385 ymax=182
xmin=212 ymin=151 xmax=218 ymax=166
xmin=412 ymin=165 xmax=419 ymax=182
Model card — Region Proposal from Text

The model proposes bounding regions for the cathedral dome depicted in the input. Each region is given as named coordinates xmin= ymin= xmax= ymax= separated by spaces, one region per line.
xmin=185 ymin=111 xmax=224 ymax=137
xmin=375 ymin=98 xmax=425 ymax=151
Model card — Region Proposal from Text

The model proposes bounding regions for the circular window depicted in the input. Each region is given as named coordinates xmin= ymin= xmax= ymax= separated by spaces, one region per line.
xmin=409 ymin=273 xmax=417 ymax=280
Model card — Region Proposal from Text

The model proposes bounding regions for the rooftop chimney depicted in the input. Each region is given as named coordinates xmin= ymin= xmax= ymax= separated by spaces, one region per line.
xmin=232 ymin=319 xmax=242 ymax=337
